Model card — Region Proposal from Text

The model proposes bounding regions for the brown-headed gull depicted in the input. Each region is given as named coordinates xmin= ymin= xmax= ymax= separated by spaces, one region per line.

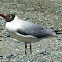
xmin=0 ymin=14 xmax=62 ymax=54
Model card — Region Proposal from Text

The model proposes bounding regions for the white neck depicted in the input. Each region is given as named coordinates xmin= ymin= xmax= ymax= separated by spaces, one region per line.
xmin=13 ymin=15 xmax=20 ymax=21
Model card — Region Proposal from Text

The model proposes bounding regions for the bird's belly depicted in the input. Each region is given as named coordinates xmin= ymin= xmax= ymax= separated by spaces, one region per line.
xmin=8 ymin=31 xmax=41 ymax=43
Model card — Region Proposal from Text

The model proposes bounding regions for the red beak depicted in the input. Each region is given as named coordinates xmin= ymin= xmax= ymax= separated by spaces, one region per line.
xmin=0 ymin=14 xmax=6 ymax=18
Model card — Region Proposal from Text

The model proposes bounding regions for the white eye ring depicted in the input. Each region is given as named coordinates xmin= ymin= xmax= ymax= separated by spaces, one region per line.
xmin=10 ymin=15 xmax=12 ymax=18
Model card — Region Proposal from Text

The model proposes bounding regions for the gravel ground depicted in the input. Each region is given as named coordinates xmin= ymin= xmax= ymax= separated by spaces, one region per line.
xmin=0 ymin=0 xmax=62 ymax=62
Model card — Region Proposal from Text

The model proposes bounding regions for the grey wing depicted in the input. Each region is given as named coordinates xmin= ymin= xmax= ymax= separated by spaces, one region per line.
xmin=17 ymin=21 xmax=56 ymax=38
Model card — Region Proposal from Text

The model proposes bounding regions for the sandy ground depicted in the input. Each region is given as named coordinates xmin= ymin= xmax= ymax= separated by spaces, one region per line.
xmin=0 ymin=0 xmax=62 ymax=62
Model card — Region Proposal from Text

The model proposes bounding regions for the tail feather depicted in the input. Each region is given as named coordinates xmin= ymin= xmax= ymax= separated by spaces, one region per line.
xmin=54 ymin=30 xmax=62 ymax=34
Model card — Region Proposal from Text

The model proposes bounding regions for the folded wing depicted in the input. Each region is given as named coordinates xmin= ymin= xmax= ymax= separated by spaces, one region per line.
xmin=16 ymin=21 xmax=56 ymax=38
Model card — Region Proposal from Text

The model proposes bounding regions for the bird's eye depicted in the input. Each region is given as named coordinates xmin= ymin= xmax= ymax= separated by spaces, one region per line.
xmin=9 ymin=15 xmax=12 ymax=18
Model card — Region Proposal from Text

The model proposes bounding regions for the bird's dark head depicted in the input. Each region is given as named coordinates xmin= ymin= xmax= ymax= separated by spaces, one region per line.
xmin=0 ymin=14 xmax=15 ymax=22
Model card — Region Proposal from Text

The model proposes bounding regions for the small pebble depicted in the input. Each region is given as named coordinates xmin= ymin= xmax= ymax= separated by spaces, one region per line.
xmin=0 ymin=56 xmax=3 ymax=58
xmin=0 ymin=39 xmax=2 ymax=41
xmin=6 ymin=54 xmax=14 ymax=58
xmin=40 ymin=51 xmax=51 ymax=56
xmin=4 ymin=34 xmax=10 ymax=38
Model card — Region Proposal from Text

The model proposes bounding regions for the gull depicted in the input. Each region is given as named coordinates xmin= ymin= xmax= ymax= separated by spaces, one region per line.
xmin=0 ymin=14 xmax=62 ymax=54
